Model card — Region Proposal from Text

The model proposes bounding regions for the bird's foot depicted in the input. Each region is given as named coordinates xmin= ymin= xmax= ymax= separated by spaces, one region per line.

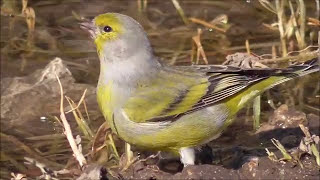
xmin=119 ymin=143 xmax=138 ymax=172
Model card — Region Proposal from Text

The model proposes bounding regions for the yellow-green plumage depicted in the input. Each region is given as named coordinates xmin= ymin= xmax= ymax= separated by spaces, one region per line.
xmin=124 ymin=70 xmax=209 ymax=122
xmin=81 ymin=12 xmax=320 ymax=165
xmin=97 ymin=82 xmax=116 ymax=131
xmin=97 ymin=63 xmax=318 ymax=153
xmin=224 ymin=76 xmax=280 ymax=115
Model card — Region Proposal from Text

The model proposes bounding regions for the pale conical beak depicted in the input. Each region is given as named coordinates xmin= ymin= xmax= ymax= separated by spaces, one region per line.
xmin=79 ymin=21 xmax=96 ymax=39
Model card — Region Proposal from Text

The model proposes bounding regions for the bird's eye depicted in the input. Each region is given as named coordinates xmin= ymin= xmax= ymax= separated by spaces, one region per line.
xmin=103 ymin=26 xmax=112 ymax=32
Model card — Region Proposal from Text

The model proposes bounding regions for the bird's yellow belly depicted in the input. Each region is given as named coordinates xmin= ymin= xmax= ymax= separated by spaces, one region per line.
xmin=115 ymin=103 xmax=230 ymax=153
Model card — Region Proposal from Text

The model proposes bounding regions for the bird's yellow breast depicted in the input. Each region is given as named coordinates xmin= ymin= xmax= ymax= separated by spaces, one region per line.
xmin=97 ymin=82 xmax=115 ymax=127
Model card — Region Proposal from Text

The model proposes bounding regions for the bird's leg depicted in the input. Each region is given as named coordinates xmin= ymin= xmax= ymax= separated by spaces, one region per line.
xmin=121 ymin=143 xmax=137 ymax=171
xmin=125 ymin=143 xmax=134 ymax=164
xmin=179 ymin=147 xmax=195 ymax=166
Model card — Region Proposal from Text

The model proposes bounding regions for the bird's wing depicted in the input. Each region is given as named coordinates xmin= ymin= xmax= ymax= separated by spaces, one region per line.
xmin=123 ymin=65 xmax=269 ymax=123
xmin=123 ymin=59 xmax=318 ymax=123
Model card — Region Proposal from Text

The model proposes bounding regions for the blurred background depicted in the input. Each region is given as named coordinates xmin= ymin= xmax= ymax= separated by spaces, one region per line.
xmin=2 ymin=0 xmax=318 ymax=83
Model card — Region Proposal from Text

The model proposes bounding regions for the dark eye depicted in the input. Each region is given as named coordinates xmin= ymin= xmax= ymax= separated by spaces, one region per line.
xmin=103 ymin=26 xmax=112 ymax=32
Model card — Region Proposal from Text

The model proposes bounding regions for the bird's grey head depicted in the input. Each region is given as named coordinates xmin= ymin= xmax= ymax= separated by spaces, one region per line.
xmin=80 ymin=13 xmax=153 ymax=63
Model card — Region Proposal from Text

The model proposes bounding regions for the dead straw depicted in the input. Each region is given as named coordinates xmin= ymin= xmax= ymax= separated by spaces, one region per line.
xmin=55 ymin=74 xmax=87 ymax=168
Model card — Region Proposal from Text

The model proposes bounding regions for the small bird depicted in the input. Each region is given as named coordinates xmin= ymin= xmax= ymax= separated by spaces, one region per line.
xmin=80 ymin=13 xmax=319 ymax=166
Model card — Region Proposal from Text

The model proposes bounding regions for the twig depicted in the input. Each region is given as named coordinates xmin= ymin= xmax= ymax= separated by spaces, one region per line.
xmin=265 ymin=148 xmax=278 ymax=161
xmin=55 ymin=74 xmax=87 ymax=168
xmin=275 ymin=0 xmax=287 ymax=57
xmin=299 ymin=124 xmax=320 ymax=166
xmin=259 ymin=50 xmax=318 ymax=64
xmin=318 ymin=31 xmax=320 ymax=54
xmin=288 ymin=1 xmax=303 ymax=47
xmin=286 ymin=45 xmax=319 ymax=56
xmin=308 ymin=17 xmax=320 ymax=26
xmin=65 ymin=96 xmax=94 ymax=139
xmin=83 ymin=99 xmax=90 ymax=122
xmin=24 ymin=157 xmax=58 ymax=179
xmin=253 ymin=96 xmax=261 ymax=130
xmin=189 ymin=17 xmax=226 ymax=33
xmin=137 ymin=0 xmax=148 ymax=13
xmin=24 ymin=157 xmax=71 ymax=179
xmin=316 ymin=0 xmax=320 ymax=20
xmin=258 ymin=0 xmax=277 ymax=14
xmin=108 ymin=134 xmax=120 ymax=160
xmin=298 ymin=0 xmax=306 ymax=49
xmin=171 ymin=0 xmax=189 ymax=25
xmin=91 ymin=122 xmax=110 ymax=157
xmin=66 ymin=89 xmax=87 ymax=113
xmin=245 ymin=39 xmax=251 ymax=54
xmin=299 ymin=124 xmax=311 ymax=138
xmin=192 ymin=28 xmax=208 ymax=64
xmin=271 ymin=138 xmax=292 ymax=161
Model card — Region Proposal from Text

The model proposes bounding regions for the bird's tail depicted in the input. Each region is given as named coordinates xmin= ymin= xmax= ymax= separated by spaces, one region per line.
xmin=267 ymin=58 xmax=319 ymax=90
xmin=226 ymin=58 xmax=319 ymax=115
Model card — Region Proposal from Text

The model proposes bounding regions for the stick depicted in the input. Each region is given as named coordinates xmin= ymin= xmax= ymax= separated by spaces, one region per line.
xmin=55 ymin=74 xmax=87 ymax=168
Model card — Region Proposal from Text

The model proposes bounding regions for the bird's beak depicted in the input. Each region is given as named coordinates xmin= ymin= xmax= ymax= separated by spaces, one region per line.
xmin=79 ymin=21 xmax=96 ymax=39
